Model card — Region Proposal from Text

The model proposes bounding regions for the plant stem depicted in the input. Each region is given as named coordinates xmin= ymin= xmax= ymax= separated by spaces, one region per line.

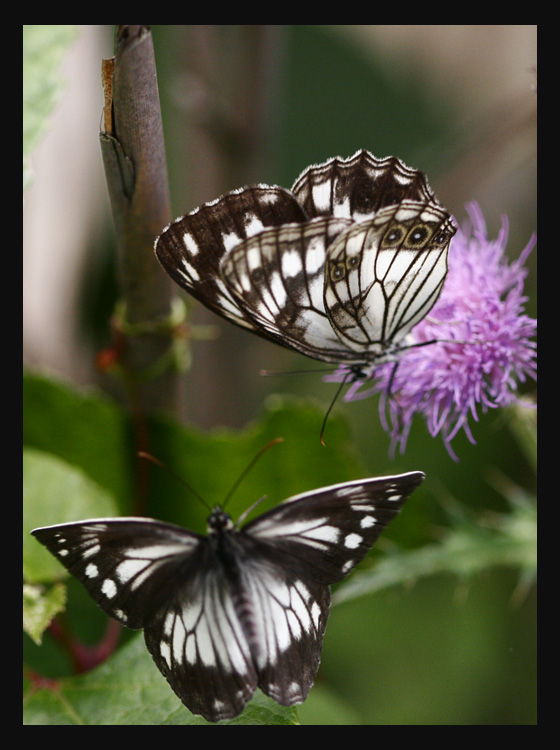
xmin=99 ymin=25 xmax=178 ymax=415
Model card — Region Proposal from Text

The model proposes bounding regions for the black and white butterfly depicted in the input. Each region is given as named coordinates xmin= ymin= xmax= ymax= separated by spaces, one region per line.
xmin=155 ymin=150 xmax=456 ymax=378
xmin=31 ymin=470 xmax=424 ymax=722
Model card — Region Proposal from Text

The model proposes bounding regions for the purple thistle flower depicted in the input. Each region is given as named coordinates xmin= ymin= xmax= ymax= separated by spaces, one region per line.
xmin=326 ymin=202 xmax=537 ymax=459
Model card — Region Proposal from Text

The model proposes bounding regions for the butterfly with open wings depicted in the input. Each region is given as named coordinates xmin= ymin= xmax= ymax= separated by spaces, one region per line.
xmin=155 ymin=150 xmax=456 ymax=379
xmin=32 ymin=470 xmax=424 ymax=722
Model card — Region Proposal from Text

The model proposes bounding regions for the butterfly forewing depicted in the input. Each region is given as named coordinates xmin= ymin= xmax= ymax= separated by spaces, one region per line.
xmin=31 ymin=518 xmax=204 ymax=629
xmin=245 ymin=471 xmax=425 ymax=584
xmin=155 ymin=186 xmax=307 ymax=331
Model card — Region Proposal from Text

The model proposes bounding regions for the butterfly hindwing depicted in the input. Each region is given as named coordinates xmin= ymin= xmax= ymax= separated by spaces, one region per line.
xmin=231 ymin=540 xmax=331 ymax=710
xmin=144 ymin=563 xmax=259 ymax=722
xmin=220 ymin=216 xmax=357 ymax=362
xmin=324 ymin=201 xmax=456 ymax=355
xmin=143 ymin=547 xmax=330 ymax=721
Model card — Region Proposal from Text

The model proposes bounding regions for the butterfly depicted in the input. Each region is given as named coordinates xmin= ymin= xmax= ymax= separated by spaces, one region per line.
xmin=31 ymin=470 xmax=424 ymax=722
xmin=155 ymin=150 xmax=456 ymax=379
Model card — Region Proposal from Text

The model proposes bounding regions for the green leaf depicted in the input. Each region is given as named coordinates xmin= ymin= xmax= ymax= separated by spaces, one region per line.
xmin=23 ymin=376 xmax=367 ymax=721
xmin=334 ymin=493 xmax=537 ymax=606
xmin=23 ymin=448 xmax=119 ymax=584
xmin=22 ymin=25 xmax=79 ymax=190
xmin=296 ymin=683 xmax=363 ymax=725
xmin=23 ymin=373 xmax=365 ymax=549
xmin=23 ymin=372 xmax=133 ymax=510
xmin=23 ymin=583 xmax=67 ymax=645
xmin=23 ymin=634 xmax=299 ymax=725
xmin=141 ymin=394 xmax=366 ymax=530
xmin=23 ymin=373 xmax=365 ymax=524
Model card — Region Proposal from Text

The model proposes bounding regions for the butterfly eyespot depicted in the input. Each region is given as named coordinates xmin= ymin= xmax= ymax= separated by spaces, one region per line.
xmin=329 ymin=261 xmax=346 ymax=282
xmin=432 ymin=229 xmax=450 ymax=245
xmin=406 ymin=223 xmax=432 ymax=247
xmin=154 ymin=149 xmax=456 ymax=374
xmin=382 ymin=225 xmax=405 ymax=247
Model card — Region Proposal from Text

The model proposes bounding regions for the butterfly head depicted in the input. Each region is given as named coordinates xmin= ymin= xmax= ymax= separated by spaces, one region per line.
xmin=207 ymin=506 xmax=235 ymax=536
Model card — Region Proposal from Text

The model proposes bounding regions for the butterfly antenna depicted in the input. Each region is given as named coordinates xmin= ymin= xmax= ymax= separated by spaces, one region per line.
xmin=320 ymin=369 xmax=354 ymax=446
xmin=260 ymin=367 xmax=338 ymax=377
xmin=235 ymin=494 xmax=268 ymax=527
xmin=221 ymin=437 xmax=284 ymax=510
xmin=137 ymin=451 xmax=212 ymax=512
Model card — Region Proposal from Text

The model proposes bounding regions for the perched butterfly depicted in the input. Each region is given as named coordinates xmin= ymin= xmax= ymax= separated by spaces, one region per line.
xmin=155 ymin=150 xmax=456 ymax=379
xmin=31 ymin=470 xmax=424 ymax=722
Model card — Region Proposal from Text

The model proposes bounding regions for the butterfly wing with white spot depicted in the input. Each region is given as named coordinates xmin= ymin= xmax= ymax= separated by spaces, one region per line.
xmin=324 ymin=202 xmax=456 ymax=357
xmin=220 ymin=216 xmax=360 ymax=363
xmin=243 ymin=471 xmax=425 ymax=584
xmin=291 ymin=150 xmax=437 ymax=221
xmin=31 ymin=518 xmax=204 ymax=629
xmin=155 ymin=186 xmax=307 ymax=331
xmin=232 ymin=471 xmax=424 ymax=707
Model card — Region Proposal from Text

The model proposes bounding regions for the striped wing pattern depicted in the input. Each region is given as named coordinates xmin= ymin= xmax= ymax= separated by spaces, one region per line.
xmin=324 ymin=201 xmax=455 ymax=357
xmin=155 ymin=186 xmax=307 ymax=332
xmin=220 ymin=216 xmax=356 ymax=361
xmin=154 ymin=150 xmax=456 ymax=371
xmin=31 ymin=471 xmax=424 ymax=722
xmin=31 ymin=518 xmax=204 ymax=630
xmin=291 ymin=151 xmax=436 ymax=220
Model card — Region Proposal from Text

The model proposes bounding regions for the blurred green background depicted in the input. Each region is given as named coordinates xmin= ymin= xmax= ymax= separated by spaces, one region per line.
xmin=23 ymin=25 xmax=536 ymax=725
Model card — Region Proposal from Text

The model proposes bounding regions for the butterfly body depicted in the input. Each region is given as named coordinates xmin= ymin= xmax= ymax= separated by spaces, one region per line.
xmin=32 ymin=471 xmax=424 ymax=722
xmin=155 ymin=150 xmax=456 ymax=377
